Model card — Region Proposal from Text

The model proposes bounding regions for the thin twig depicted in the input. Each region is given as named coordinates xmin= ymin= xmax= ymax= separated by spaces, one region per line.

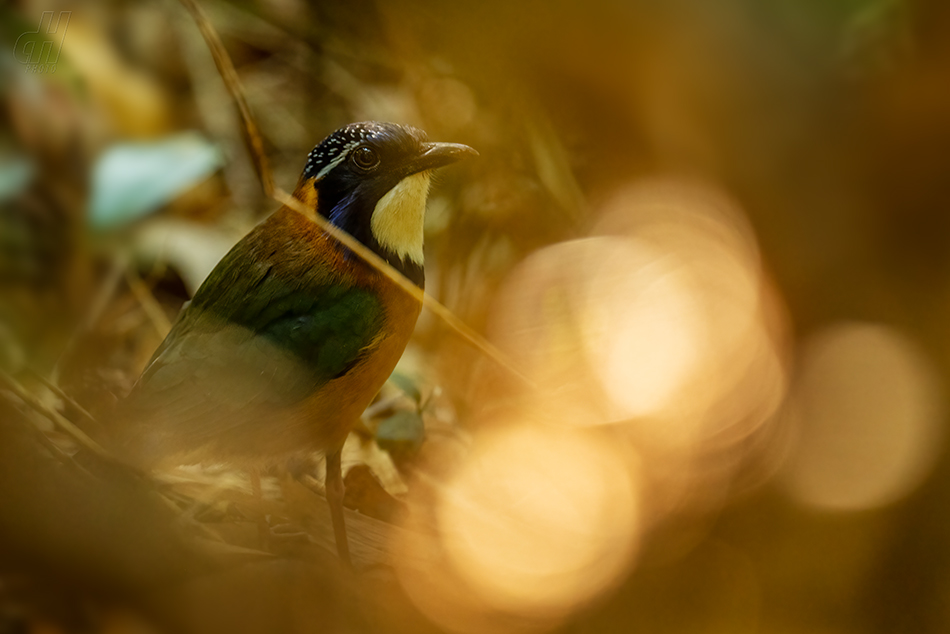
xmin=177 ymin=0 xmax=274 ymax=196
xmin=0 ymin=387 xmax=80 ymax=465
xmin=0 ymin=369 xmax=113 ymax=461
xmin=125 ymin=268 xmax=173 ymax=337
xmin=51 ymin=253 xmax=127 ymax=384
xmin=158 ymin=492 xmax=229 ymax=543
xmin=175 ymin=1 xmax=260 ymax=218
xmin=26 ymin=367 xmax=103 ymax=432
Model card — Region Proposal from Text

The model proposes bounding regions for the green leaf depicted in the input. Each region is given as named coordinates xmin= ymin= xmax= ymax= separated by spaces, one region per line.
xmin=376 ymin=410 xmax=426 ymax=459
xmin=388 ymin=371 xmax=423 ymax=405
xmin=0 ymin=157 xmax=33 ymax=203
xmin=89 ymin=132 xmax=223 ymax=230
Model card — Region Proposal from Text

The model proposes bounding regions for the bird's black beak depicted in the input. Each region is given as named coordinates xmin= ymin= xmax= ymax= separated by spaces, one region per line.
xmin=409 ymin=142 xmax=478 ymax=174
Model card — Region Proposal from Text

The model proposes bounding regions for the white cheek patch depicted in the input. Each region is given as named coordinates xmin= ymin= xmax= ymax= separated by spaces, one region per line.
xmin=370 ymin=171 xmax=431 ymax=266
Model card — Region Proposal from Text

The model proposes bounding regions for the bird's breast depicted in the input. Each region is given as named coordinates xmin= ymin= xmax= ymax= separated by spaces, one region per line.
xmin=293 ymin=269 xmax=422 ymax=450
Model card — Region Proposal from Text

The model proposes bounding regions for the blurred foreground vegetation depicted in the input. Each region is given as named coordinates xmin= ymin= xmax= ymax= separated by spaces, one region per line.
xmin=2 ymin=0 xmax=950 ymax=633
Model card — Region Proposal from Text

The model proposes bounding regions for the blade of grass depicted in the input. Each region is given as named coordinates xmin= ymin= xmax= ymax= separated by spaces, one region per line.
xmin=0 ymin=369 xmax=113 ymax=461
xmin=26 ymin=367 xmax=105 ymax=435
xmin=177 ymin=0 xmax=274 ymax=196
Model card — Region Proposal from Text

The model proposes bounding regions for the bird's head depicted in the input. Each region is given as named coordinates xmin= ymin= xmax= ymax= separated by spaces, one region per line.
xmin=298 ymin=121 xmax=476 ymax=287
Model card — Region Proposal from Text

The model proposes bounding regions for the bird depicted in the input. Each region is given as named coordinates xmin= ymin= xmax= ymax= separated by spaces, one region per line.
xmin=113 ymin=121 xmax=476 ymax=564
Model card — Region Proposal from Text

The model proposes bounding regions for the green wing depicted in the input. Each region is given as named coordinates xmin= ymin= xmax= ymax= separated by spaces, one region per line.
xmin=139 ymin=279 xmax=383 ymax=400
xmin=117 ymin=224 xmax=384 ymax=455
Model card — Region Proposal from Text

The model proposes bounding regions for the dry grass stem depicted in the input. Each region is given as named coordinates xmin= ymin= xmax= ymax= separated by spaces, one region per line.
xmin=125 ymin=268 xmax=173 ymax=337
xmin=0 ymin=369 xmax=112 ymax=460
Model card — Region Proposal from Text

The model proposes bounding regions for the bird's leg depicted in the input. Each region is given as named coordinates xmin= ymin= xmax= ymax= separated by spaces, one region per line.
xmin=325 ymin=447 xmax=352 ymax=567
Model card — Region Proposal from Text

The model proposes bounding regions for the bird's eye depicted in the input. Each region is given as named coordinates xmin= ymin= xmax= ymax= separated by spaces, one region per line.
xmin=351 ymin=146 xmax=380 ymax=170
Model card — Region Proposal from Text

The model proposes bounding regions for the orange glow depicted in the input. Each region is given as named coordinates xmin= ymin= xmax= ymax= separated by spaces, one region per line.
xmin=472 ymin=176 xmax=791 ymax=570
xmin=397 ymin=423 xmax=641 ymax=633
xmin=782 ymin=323 xmax=943 ymax=511
xmin=579 ymin=238 xmax=705 ymax=420
xmin=487 ymin=178 xmax=787 ymax=454
xmin=591 ymin=179 xmax=778 ymax=440
xmin=439 ymin=425 xmax=639 ymax=610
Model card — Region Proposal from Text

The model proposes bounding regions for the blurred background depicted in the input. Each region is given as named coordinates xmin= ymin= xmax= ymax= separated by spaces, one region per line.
xmin=2 ymin=0 xmax=950 ymax=632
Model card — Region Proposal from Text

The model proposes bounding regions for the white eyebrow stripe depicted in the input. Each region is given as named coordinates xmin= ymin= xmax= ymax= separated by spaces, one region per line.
xmin=312 ymin=139 xmax=362 ymax=181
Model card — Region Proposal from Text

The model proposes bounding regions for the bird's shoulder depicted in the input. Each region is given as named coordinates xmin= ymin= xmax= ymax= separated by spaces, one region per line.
xmin=194 ymin=206 xmax=358 ymax=310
